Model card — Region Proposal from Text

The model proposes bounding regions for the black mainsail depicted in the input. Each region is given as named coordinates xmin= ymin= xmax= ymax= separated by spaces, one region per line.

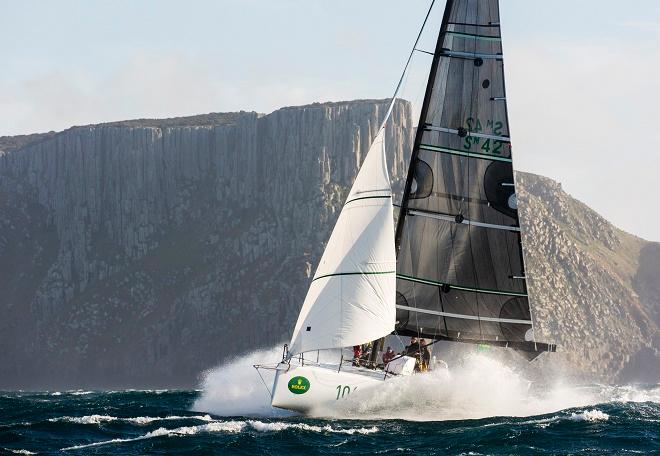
xmin=394 ymin=0 xmax=555 ymax=356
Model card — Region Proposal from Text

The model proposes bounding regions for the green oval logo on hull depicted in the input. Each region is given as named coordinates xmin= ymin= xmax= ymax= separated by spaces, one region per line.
xmin=287 ymin=376 xmax=310 ymax=394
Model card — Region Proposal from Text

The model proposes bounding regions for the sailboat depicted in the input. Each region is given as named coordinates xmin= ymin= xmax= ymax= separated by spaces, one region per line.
xmin=257 ymin=0 xmax=556 ymax=414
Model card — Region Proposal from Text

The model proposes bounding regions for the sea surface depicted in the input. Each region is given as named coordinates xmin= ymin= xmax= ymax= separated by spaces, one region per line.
xmin=1 ymin=350 xmax=658 ymax=455
xmin=0 ymin=389 xmax=658 ymax=455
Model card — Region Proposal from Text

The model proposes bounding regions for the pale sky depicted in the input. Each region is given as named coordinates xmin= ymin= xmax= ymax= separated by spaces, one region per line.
xmin=1 ymin=1 xmax=659 ymax=241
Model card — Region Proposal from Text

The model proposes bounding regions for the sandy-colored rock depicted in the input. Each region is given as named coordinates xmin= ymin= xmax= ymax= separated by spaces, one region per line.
xmin=518 ymin=172 xmax=659 ymax=383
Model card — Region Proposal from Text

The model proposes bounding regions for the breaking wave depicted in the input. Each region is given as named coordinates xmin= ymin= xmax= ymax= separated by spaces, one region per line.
xmin=49 ymin=414 xmax=215 ymax=425
xmin=246 ymin=421 xmax=378 ymax=434
xmin=568 ymin=409 xmax=610 ymax=422
xmin=60 ymin=420 xmax=379 ymax=451
xmin=46 ymin=390 xmax=93 ymax=396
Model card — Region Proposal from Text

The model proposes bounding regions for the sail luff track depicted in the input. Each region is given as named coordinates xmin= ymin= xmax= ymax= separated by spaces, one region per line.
xmin=395 ymin=0 xmax=456 ymax=255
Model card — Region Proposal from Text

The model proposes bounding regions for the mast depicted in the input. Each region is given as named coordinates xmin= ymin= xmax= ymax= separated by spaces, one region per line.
xmin=394 ymin=0 xmax=455 ymax=254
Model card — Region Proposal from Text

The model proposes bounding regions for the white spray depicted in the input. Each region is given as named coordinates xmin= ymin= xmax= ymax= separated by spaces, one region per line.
xmin=192 ymin=346 xmax=292 ymax=417
xmin=193 ymin=346 xmax=660 ymax=421
xmin=317 ymin=354 xmax=604 ymax=420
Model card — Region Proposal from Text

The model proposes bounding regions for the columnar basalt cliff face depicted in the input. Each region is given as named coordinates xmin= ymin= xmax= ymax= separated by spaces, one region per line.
xmin=0 ymin=100 xmax=412 ymax=388
xmin=0 ymin=100 xmax=657 ymax=388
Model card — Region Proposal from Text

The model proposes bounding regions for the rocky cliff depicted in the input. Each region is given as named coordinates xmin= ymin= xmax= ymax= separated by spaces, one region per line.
xmin=517 ymin=173 xmax=659 ymax=383
xmin=0 ymin=99 xmax=657 ymax=388
xmin=0 ymin=100 xmax=412 ymax=389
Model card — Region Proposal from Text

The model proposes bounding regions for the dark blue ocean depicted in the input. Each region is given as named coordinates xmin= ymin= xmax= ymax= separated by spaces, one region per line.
xmin=2 ymin=351 xmax=659 ymax=455
xmin=1 ymin=389 xmax=658 ymax=455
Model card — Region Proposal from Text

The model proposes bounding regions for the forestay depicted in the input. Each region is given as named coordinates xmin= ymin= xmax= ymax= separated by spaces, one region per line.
xmin=288 ymin=128 xmax=396 ymax=357
xmin=394 ymin=0 xmax=555 ymax=354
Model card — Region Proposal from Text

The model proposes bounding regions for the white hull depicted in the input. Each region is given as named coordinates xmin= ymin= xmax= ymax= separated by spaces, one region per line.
xmin=271 ymin=362 xmax=386 ymax=413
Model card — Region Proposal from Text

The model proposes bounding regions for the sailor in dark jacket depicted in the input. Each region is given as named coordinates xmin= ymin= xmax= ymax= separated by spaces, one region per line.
xmin=404 ymin=337 xmax=419 ymax=357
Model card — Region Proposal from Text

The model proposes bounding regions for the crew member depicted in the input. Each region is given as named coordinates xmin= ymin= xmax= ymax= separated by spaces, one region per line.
xmin=352 ymin=345 xmax=362 ymax=366
xmin=419 ymin=339 xmax=431 ymax=372
xmin=404 ymin=337 xmax=419 ymax=357
xmin=382 ymin=346 xmax=395 ymax=365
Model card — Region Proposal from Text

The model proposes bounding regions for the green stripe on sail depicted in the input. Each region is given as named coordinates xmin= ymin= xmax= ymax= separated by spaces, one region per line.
xmin=345 ymin=195 xmax=391 ymax=205
xmin=419 ymin=144 xmax=512 ymax=163
xmin=313 ymin=271 xmax=396 ymax=283
xmin=396 ymin=273 xmax=527 ymax=297
xmin=445 ymin=31 xmax=502 ymax=42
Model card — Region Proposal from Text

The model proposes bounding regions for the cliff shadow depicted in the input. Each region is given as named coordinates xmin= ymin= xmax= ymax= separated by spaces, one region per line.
xmin=622 ymin=242 xmax=660 ymax=383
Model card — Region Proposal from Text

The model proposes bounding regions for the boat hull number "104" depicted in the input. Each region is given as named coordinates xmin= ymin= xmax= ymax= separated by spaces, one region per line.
xmin=335 ymin=385 xmax=357 ymax=400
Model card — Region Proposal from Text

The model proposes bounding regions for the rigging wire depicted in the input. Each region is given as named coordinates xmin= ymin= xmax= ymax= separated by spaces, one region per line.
xmin=253 ymin=366 xmax=273 ymax=397
xmin=377 ymin=0 xmax=438 ymax=133
xmin=375 ymin=0 xmax=438 ymax=359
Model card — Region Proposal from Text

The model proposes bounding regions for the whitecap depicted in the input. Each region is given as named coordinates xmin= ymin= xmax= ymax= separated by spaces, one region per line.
xmin=512 ymin=409 xmax=609 ymax=428
xmin=62 ymin=438 xmax=135 ymax=451
xmin=4 ymin=449 xmax=37 ymax=455
xmin=247 ymin=420 xmax=378 ymax=434
xmin=60 ymin=421 xmax=246 ymax=450
xmin=49 ymin=414 xmax=115 ymax=424
xmin=568 ymin=409 xmax=609 ymax=422
xmin=60 ymin=419 xmax=378 ymax=451
xmin=126 ymin=414 xmax=215 ymax=425
xmin=145 ymin=421 xmax=246 ymax=437
xmin=49 ymin=414 xmax=215 ymax=425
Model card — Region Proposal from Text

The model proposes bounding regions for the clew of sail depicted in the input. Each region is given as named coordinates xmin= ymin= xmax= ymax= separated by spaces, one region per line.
xmin=288 ymin=127 xmax=396 ymax=358
xmin=394 ymin=0 xmax=555 ymax=355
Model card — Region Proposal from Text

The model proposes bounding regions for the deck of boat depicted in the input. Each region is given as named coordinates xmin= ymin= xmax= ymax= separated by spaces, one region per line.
xmin=292 ymin=360 xmax=391 ymax=381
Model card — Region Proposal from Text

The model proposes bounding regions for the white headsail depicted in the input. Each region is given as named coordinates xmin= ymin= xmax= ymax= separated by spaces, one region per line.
xmin=288 ymin=127 xmax=396 ymax=357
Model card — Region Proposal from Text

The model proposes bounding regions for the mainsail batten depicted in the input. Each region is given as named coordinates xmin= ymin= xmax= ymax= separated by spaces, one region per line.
xmin=394 ymin=0 xmax=554 ymax=354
